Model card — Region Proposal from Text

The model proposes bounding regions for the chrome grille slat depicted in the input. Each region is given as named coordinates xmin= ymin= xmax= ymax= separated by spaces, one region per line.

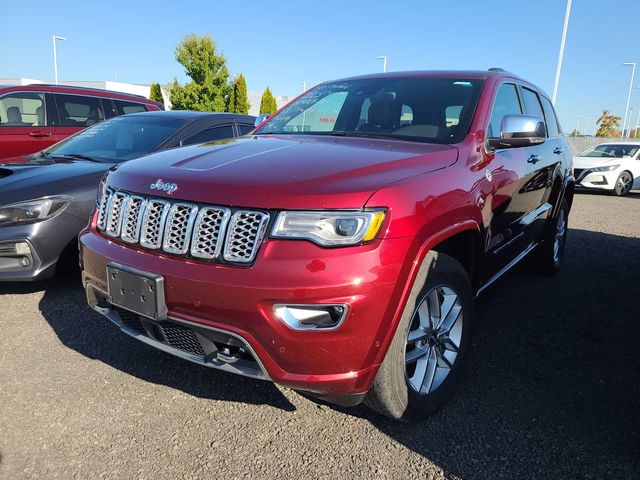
xmin=120 ymin=195 xmax=147 ymax=244
xmin=190 ymin=207 xmax=230 ymax=259
xmin=105 ymin=192 xmax=129 ymax=237
xmin=223 ymin=211 xmax=270 ymax=263
xmin=97 ymin=187 xmax=113 ymax=231
xmin=162 ymin=203 xmax=199 ymax=254
xmin=96 ymin=189 xmax=268 ymax=264
xmin=140 ymin=200 xmax=170 ymax=250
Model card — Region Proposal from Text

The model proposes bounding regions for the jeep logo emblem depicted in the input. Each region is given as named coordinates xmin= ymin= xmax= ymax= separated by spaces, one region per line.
xmin=149 ymin=179 xmax=178 ymax=194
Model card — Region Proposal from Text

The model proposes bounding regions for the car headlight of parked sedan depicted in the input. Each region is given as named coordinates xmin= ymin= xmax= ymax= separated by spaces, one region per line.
xmin=271 ymin=210 xmax=386 ymax=246
xmin=590 ymin=164 xmax=620 ymax=172
xmin=0 ymin=196 xmax=70 ymax=225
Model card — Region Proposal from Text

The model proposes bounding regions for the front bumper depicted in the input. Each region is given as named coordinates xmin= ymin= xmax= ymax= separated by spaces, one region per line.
xmin=0 ymin=213 xmax=86 ymax=281
xmin=574 ymin=168 xmax=617 ymax=191
xmin=80 ymin=229 xmax=413 ymax=397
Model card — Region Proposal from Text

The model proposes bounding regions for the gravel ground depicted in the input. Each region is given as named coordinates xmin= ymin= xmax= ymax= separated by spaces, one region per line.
xmin=1 ymin=191 xmax=639 ymax=479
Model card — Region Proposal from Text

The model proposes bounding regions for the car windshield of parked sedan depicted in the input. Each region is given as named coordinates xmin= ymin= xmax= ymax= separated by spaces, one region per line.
xmin=256 ymin=77 xmax=484 ymax=144
xmin=580 ymin=144 xmax=640 ymax=158
xmin=43 ymin=115 xmax=189 ymax=162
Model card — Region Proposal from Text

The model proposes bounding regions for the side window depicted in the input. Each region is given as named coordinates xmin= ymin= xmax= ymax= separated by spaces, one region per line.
xmin=0 ymin=92 xmax=46 ymax=127
xmin=113 ymin=100 xmax=147 ymax=115
xmin=540 ymin=95 xmax=561 ymax=137
xmin=55 ymin=94 xmax=105 ymax=126
xmin=488 ymin=83 xmax=522 ymax=138
xmin=237 ymin=124 xmax=254 ymax=136
xmin=400 ymin=104 xmax=413 ymax=126
xmin=445 ymin=105 xmax=463 ymax=127
xmin=182 ymin=124 xmax=235 ymax=146
xmin=521 ymin=87 xmax=546 ymax=135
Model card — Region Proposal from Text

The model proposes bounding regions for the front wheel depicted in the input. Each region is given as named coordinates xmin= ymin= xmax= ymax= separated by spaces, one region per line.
xmin=613 ymin=171 xmax=633 ymax=197
xmin=365 ymin=252 xmax=474 ymax=422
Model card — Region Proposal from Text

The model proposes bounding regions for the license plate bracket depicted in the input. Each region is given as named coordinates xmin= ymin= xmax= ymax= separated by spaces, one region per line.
xmin=106 ymin=263 xmax=167 ymax=321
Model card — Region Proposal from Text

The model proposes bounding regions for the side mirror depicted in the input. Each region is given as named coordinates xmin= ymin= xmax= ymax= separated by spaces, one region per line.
xmin=254 ymin=113 xmax=271 ymax=127
xmin=487 ymin=115 xmax=546 ymax=150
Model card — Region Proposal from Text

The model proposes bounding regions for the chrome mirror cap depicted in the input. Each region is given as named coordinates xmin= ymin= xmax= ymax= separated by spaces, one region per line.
xmin=488 ymin=114 xmax=546 ymax=150
xmin=254 ymin=113 xmax=271 ymax=128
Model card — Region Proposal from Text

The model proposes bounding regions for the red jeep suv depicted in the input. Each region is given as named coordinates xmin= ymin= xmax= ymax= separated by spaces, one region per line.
xmin=80 ymin=70 xmax=574 ymax=421
xmin=0 ymin=84 xmax=163 ymax=159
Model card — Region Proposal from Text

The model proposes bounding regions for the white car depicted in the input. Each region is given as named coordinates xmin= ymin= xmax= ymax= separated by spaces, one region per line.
xmin=573 ymin=143 xmax=640 ymax=196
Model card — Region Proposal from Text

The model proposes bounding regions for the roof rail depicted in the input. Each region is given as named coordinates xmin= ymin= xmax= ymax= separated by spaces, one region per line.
xmin=27 ymin=83 xmax=148 ymax=100
xmin=488 ymin=67 xmax=505 ymax=72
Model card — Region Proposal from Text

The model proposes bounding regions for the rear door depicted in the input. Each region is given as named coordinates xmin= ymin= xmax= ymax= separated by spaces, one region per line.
xmin=518 ymin=86 xmax=557 ymax=242
xmin=0 ymin=91 xmax=56 ymax=159
xmin=52 ymin=93 xmax=106 ymax=143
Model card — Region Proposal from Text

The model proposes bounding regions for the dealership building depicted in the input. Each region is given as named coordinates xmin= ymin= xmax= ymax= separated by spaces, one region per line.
xmin=0 ymin=77 xmax=289 ymax=115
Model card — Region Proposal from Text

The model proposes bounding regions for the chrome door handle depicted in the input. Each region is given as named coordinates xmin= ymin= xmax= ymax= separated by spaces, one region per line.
xmin=553 ymin=147 xmax=563 ymax=155
xmin=527 ymin=154 xmax=541 ymax=164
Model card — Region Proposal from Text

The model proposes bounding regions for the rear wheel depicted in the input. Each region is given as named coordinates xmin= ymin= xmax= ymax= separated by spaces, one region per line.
xmin=532 ymin=198 xmax=568 ymax=275
xmin=365 ymin=252 xmax=474 ymax=422
xmin=613 ymin=171 xmax=633 ymax=196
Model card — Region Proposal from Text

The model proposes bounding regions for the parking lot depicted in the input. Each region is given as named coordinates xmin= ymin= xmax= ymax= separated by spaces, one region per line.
xmin=1 ymin=191 xmax=638 ymax=479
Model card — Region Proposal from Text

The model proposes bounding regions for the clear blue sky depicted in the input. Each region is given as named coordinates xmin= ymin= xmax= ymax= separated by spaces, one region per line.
xmin=2 ymin=0 xmax=639 ymax=134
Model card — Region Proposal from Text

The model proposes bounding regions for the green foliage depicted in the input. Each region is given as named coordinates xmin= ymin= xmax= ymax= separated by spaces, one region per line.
xmin=168 ymin=34 xmax=230 ymax=112
xmin=149 ymin=83 xmax=164 ymax=103
xmin=595 ymin=110 xmax=622 ymax=137
xmin=229 ymin=74 xmax=250 ymax=114
xmin=259 ymin=87 xmax=277 ymax=115
xmin=570 ymin=129 xmax=582 ymax=137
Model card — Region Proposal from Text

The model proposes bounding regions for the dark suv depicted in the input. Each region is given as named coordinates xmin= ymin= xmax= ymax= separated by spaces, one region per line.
xmin=0 ymin=84 xmax=163 ymax=159
xmin=81 ymin=70 xmax=574 ymax=421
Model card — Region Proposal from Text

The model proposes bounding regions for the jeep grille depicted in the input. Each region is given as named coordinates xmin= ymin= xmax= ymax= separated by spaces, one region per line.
xmin=97 ymin=188 xmax=269 ymax=264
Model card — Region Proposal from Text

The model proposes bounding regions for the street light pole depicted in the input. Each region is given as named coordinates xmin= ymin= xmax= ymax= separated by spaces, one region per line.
xmin=52 ymin=35 xmax=67 ymax=85
xmin=575 ymin=115 xmax=582 ymax=136
xmin=552 ymin=0 xmax=572 ymax=104
xmin=621 ymin=62 xmax=637 ymax=138
xmin=300 ymin=81 xmax=307 ymax=132
xmin=376 ymin=56 xmax=388 ymax=73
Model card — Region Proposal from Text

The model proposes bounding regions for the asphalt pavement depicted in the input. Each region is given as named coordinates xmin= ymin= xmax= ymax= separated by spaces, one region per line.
xmin=1 ymin=191 xmax=639 ymax=479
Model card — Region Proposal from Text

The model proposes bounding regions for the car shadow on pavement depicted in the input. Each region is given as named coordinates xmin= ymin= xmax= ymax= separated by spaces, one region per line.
xmin=30 ymin=276 xmax=297 ymax=412
xmin=343 ymin=227 xmax=640 ymax=479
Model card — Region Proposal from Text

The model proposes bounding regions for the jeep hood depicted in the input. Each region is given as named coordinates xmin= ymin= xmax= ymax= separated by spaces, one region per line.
xmin=108 ymin=135 xmax=458 ymax=209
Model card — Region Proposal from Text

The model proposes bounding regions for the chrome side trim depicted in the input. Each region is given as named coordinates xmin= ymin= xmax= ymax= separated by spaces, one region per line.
xmin=520 ymin=202 xmax=552 ymax=226
xmin=477 ymin=242 xmax=538 ymax=297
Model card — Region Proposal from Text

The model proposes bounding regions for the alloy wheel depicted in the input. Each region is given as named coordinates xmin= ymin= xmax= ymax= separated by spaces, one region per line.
xmin=553 ymin=209 xmax=567 ymax=264
xmin=617 ymin=173 xmax=633 ymax=195
xmin=405 ymin=286 xmax=463 ymax=395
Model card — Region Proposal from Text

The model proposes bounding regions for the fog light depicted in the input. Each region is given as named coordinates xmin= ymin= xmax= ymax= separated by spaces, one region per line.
xmin=0 ymin=240 xmax=36 ymax=272
xmin=20 ymin=256 xmax=31 ymax=267
xmin=274 ymin=304 xmax=348 ymax=330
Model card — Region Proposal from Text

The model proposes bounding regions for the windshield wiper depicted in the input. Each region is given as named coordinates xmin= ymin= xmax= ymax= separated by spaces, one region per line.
xmin=51 ymin=153 xmax=102 ymax=163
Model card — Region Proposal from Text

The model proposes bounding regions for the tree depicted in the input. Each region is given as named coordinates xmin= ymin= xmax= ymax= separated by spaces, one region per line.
xmin=595 ymin=110 xmax=622 ymax=137
xmin=149 ymin=83 xmax=164 ymax=104
xmin=570 ymin=129 xmax=582 ymax=137
xmin=168 ymin=34 xmax=231 ymax=112
xmin=229 ymin=74 xmax=250 ymax=114
xmin=259 ymin=87 xmax=277 ymax=115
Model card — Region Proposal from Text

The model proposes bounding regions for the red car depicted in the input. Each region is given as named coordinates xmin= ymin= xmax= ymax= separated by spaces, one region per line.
xmin=80 ymin=70 xmax=574 ymax=421
xmin=0 ymin=84 xmax=163 ymax=159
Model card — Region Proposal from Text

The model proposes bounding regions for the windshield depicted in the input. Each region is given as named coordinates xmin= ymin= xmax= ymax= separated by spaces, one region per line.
xmin=580 ymin=144 xmax=639 ymax=158
xmin=256 ymin=77 xmax=484 ymax=144
xmin=46 ymin=115 xmax=188 ymax=162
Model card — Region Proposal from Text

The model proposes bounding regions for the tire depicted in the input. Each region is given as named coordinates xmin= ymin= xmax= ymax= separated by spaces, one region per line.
xmin=532 ymin=198 xmax=569 ymax=275
xmin=365 ymin=251 xmax=474 ymax=422
xmin=613 ymin=171 xmax=633 ymax=197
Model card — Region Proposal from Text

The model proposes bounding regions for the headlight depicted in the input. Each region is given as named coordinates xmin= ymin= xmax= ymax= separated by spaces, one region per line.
xmin=0 ymin=196 xmax=70 ymax=225
xmin=591 ymin=164 xmax=619 ymax=172
xmin=271 ymin=210 xmax=386 ymax=246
